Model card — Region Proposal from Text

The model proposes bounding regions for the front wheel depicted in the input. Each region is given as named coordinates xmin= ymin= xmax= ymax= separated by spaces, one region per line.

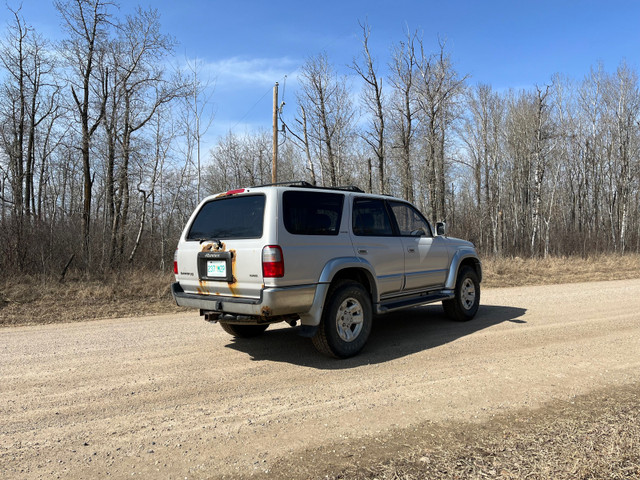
xmin=312 ymin=281 xmax=372 ymax=358
xmin=443 ymin=266 xmax=480 ymax=321
xmin=219 ymin=322 xmax=269 ymax=338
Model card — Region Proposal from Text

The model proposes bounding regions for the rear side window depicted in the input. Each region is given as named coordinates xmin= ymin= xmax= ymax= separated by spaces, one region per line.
xmin=187 ymin=194 xmax=265 ymax=240
xmin=283 ymin=191 xmax=344 ymax=235
xmin=353 ymin=198 xmax=395 ymax=236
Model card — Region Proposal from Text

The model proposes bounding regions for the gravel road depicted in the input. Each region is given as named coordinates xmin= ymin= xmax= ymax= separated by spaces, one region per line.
xmin=1 ymin=279 xmax=639 ymax=479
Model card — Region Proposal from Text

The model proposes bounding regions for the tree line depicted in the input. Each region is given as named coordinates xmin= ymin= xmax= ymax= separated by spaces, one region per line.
xmin=0 ymin=0 xmax=211 ymax=275
xmin=1 ymin=1 xmax=639 ymax=278
xmin=212 ymin=24 xmax=640 ymax=258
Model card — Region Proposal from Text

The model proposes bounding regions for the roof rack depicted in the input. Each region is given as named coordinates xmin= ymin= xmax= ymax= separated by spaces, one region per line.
xmin=252 ymin=181 xmax=364 ymax=193
xmin=331 ymin=185 xmax=364 ymax=192
xmin=252 ymin=181 xmax=314 ymax=188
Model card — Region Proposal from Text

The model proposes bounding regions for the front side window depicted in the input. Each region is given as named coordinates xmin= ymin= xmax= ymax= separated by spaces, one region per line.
xmin=187 ymin=194 xmax=265 ymax=240
xmin=352 ymin=198 xmax=395 ymax=236
xmin=389 ymin=201 xmax=433 ymax=237
xmin=283 ymin=191 xmax=344 ymax=235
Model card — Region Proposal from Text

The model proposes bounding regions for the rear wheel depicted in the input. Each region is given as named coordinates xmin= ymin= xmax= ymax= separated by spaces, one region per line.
xmin=443 ymin=266 xmax=480 ymax=321
xmin=312 ymin=281 xmax=372 ymax=358
xmin=219 ymin=322 xmax=269 ymax=338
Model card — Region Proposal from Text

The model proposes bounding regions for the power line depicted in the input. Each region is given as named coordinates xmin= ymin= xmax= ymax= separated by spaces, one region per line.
xmin=227 ymin=85 xmax=273 ymax=133
xmin=228 ymin=73 xmax=291 ymax=135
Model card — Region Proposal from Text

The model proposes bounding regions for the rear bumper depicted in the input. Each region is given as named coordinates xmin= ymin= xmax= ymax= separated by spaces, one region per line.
xmin=171 ymin=282 xmax=316 ymax=318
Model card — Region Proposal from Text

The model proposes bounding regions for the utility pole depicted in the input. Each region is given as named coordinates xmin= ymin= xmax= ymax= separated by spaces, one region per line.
xmin=272 ymin=82 xmax=279 ymax=183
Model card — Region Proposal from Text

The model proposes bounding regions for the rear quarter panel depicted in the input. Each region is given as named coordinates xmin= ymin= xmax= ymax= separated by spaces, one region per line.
xmin=269 ymin=189 xmax=356 ymax=288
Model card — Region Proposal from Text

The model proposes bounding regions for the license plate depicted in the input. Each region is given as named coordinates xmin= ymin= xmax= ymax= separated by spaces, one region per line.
xmin=207 ymin=260 xmax=227 ymax=278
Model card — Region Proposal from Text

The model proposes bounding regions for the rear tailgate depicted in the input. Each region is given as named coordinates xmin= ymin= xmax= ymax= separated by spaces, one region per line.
xmin=175 ymin=192 xmax=267 ymax=300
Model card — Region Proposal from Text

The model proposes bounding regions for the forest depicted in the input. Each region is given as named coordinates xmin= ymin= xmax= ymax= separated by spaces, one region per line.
xmin=1 ymin=0 xmax=639 ymax=278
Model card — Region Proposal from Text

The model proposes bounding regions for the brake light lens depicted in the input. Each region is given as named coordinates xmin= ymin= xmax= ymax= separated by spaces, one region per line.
xmin=262 ymin=245 xmax=284 ymax=278
xmin=173 ymin=249 xmax=178 ymax=275
xmin=225 ymin=188 xmax=245 ymax=196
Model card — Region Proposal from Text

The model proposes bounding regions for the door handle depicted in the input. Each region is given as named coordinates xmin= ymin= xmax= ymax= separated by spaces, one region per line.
xmin=358 ymin=249 xmax=368 ymax=255
xmin=407 ymin=247 xmax=416 ymax=253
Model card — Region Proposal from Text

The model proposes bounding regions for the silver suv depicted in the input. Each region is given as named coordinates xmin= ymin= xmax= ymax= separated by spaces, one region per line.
xmin=171 ymin=182 xmax=482 ymax=358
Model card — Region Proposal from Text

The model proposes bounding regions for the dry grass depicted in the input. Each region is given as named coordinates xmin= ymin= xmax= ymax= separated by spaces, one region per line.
xmin=481 ymin=253 xmax=640 ymax=288
xmin=0 ymin=270 xmax=183 ymax=327
xmin=263 ymin=383 xmax=640 ymax=480
xmin=1 ymin=254 xmax=639 ymax=327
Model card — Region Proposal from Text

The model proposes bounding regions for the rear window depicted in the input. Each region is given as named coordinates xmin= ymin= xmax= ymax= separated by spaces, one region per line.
xmin=283 ymin=191 xmax=344 ymax=235
xmin=186 ymin=194 xmax=265 ymax=240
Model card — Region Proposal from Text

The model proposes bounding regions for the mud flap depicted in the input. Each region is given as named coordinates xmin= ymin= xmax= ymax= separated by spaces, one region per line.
xmin=297 ymin=325 xmax=319 ymax=337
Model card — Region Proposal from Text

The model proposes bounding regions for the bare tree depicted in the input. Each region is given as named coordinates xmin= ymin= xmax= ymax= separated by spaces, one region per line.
xmin=148 ymin=105 xmax=177 ymax=269
xmin=572 ymin=65 xmax=605 ymax=253
xmin=529 ymin=85 xmax=553 ymax=256
xmin=0 ymin=6 xmax=60 ymax=269
xmin=295 ymin=105 xmax=318 ymax=185
xmin=181 ymin=57 xmax=215 ymax=203
xmin=107 ymin=7 xmax=179 ymax=266
xmin=388 ymin=29 xmax=418 ymax=203
xmin=461 ymin=83 xmax=505 ymax=254
xmin=296 ymin=53 xmax=355 ymax=186
xmin=603 ymin=62 xmax=640 ymax=252
xmin=351 ymin=21 xmax=385 ymax=193
xmin=0 ymin=6 xmax=29 ymax=222
xmin=56 ymin=0 xmax=112 ymax=266
xmin=415 ymin=39 xmax=466 ymax=221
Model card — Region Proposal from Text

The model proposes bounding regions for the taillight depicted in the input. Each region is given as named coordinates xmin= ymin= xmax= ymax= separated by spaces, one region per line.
xmin=262 ymin=245 xmax=284 ymax=278
xmin=173 ymin=249 xmax=178 ymax=275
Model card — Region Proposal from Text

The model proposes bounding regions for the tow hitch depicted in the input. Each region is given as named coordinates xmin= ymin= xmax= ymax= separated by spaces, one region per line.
xmin=202 ymin=311 xmax=221 ymax=323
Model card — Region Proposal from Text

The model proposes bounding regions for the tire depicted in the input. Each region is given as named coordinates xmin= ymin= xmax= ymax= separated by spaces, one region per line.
xmin=443 ymin=266 xmax=480 ymax=321
xmin=219 ymin=322 xmax=269 ymax=338
xmin=312 ymin=281 xmax=372 ymax=358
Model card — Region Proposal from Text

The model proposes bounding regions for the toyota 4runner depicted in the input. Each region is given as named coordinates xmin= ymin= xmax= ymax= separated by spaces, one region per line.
xmin=172 ymin=182 xmax=482 ymax=358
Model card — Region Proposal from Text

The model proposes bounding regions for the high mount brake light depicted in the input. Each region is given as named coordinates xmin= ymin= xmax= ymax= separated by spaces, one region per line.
xmin=225 ymin=188 xmax=245 ymax=196
xmin=262 ymin=245 xmax=284 ymax=278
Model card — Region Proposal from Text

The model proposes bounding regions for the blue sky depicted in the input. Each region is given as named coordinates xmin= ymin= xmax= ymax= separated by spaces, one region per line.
xmin=4 ymin=0 xmax=640 ymax=147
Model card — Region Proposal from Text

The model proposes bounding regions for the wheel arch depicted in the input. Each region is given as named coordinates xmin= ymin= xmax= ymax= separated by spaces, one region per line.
xmin=330 ymin=267 xmax=376 ymax=298
xmin=445 ymin=250 xmax=482 ymax=289
xmin=299 ymin=257 xmax=378 ymax=328
xmin=318 ymin=257 xmax=378 ymax=300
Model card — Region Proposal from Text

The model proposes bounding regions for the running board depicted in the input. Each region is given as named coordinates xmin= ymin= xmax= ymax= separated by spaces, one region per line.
xmin=377 ymin=290 xmax=454 ymax=314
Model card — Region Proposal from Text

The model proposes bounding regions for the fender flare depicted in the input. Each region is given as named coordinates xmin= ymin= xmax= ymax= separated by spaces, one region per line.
xmin=445 ymin=248 xmax=483 ymax=289
xmin=299 ymin=257 xmax=378 ymax=328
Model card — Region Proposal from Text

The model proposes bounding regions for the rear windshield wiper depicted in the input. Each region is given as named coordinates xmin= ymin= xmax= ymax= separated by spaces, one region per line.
xmin=194 ymin=237 xmax=222 ymax=247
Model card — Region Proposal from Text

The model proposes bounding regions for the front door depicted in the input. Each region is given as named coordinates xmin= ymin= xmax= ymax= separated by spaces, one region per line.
xmin=388 ymin=201 xmax=450 ymax=290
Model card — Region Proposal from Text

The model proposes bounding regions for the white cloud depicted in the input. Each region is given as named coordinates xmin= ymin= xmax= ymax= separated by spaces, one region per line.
xmin=199 ymin=56 xmax=301 ymax=89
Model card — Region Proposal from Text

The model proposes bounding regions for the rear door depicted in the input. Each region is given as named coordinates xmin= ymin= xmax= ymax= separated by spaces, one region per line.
xmin=176 ymin=192 xmax=267 ymax=300
xmin=388 ymin=201 xmax=450 ymax=289
xmin=351 ymin=197 xmax=404 ymax=296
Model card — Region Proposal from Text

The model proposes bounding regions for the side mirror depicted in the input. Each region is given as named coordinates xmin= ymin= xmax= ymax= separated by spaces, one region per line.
xmin=436 ymin=222 xmax=446 ymax=236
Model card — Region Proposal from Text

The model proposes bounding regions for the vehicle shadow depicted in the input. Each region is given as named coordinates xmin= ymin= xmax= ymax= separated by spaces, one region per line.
xmin=224 ymin=304 xmax=527 ymax=369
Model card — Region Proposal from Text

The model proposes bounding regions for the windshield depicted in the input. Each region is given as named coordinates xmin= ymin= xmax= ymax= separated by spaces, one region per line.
xmin=186 ymin=194 xmax=265 ymax=240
